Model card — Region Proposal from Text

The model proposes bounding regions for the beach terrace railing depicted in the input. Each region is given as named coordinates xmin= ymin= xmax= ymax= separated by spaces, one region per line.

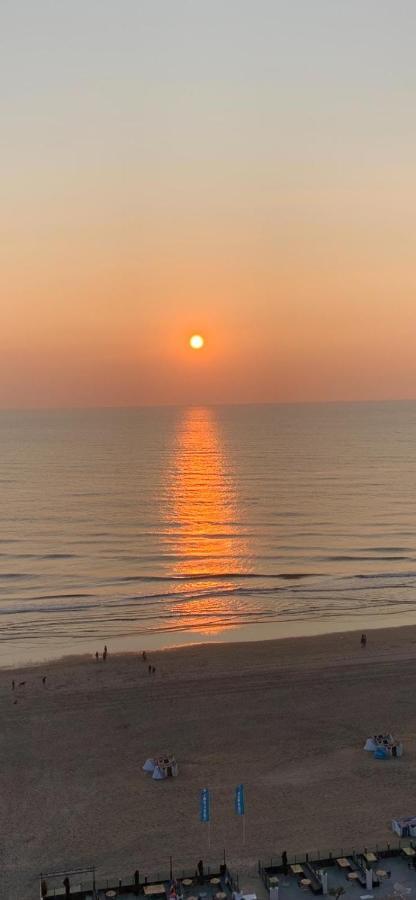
xmin=39 ymin=861 xmax=236 ymax=899
xmin=258 ymin=837 xmax=412 ymax=887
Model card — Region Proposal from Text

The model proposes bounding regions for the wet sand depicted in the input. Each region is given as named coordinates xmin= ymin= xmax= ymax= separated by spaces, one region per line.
xmin=3 ymin=624 xmax=416 ymax=898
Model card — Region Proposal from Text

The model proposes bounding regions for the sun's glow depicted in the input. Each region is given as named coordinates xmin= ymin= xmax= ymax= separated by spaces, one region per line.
xmin=189 ymin=334 xmax=204 ymax=350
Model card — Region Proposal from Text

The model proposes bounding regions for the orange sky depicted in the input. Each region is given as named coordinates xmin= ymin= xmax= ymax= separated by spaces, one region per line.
xmin=1 ymin=2 xmax=416 ymax=408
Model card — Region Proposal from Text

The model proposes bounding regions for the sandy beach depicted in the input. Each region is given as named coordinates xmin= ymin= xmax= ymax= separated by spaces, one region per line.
xmin=3 ymin=624 xmax=416 ymax=898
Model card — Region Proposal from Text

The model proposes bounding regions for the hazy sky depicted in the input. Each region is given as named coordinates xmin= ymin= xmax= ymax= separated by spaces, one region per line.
xmin=2 ymin=1 xmax=416 ymax=407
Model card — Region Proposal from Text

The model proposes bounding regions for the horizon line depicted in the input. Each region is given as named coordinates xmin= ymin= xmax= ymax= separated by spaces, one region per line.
xmin=1 ymin=397 xmax=416 ymax=414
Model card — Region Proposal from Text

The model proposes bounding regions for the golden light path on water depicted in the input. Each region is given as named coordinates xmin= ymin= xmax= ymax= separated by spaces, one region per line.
xmin=165 ymin=407 xmax=250 ymax=634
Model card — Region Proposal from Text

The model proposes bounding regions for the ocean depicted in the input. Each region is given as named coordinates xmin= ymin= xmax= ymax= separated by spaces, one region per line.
xmin=1 ymin=401 xmax=416 ymax=666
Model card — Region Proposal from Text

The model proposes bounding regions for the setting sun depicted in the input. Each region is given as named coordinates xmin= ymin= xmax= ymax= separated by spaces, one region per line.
xmin=189 ymin=334 xmax=204 ymax=350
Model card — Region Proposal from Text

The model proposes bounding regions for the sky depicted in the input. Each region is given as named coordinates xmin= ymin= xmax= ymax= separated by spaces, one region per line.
xmin=1 ymin=0 xmax=416 ymax=408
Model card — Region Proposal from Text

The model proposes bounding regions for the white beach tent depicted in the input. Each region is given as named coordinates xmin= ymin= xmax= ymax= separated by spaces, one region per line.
xmin=364 ymin=734 xmax=394 ymax=751
xmin=392 ymin=816 xmax=416 ymax=837
xmin=143 ymin=754 xmax=178 ymax=779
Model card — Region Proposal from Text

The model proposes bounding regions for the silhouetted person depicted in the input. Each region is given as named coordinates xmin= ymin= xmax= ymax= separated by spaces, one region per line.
xmin=95 ymin=651 xmax=99 ymax=661
xmin=197 ymin=860 xmax=204 ymax=883
xmin=103 ymin=645 xmax=108 ymax=661
xmin=63 ymin=876 xmax=70 ymax=897
xmin=41 ymin=878 xmax=48 ymax=897
xmin=42 ymin=676 xmax=47 ymax=685
xmin=282 ymin=850 xmax=288 ymax=875
xmin=142 ymin=651 xmax=147 ymax=661
xmin=148 ymin=664 xmax=152 ymax=674
xmin=361 ymin=633 xmax=367 ymax=648
xmin=152 ymin=666 xmax=156 ymax=674
xmin=134 ymin=870 xmax=140 ymax=895
xmin=12 ymin=680 xmax=15 ymax=690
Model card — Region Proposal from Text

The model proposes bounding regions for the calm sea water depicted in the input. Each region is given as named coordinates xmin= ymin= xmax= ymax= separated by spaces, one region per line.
xmin=1 ymin=402 xmax=416 ymax=666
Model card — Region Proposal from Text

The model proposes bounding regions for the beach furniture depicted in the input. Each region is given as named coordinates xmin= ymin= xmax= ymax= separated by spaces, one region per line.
xmin=349 ymin=857 xmax=379 ymax=889
xmin=144 ymin=885 xmax=166 ymax=895
xmin=401 ymin=847 xmax=416 ymax=858
xmin=302 ymin=862 xmax=323 ymax=894
xmin=290 ymin=865 xmax=304 ymax=876
xmin=336 ymin=858 xmax=350 ymax=870
xmin=363 ymin=853 xmax=378 ymax=864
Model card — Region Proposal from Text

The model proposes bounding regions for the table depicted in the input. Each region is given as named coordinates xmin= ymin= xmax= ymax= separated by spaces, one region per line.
xmin=300 ymin=879 xmax=311 ymax=887
xmin=105 ymin=893 xmax=116 ymax=898
xmin=291 ymin=865 xmax=303 ymax=875
xmin=144 ymin=885 xmax=166 ymax=895
xmin=348 ymin=873 xmax=359 ymax=881
xmin=336 ymin=858 xmax=350 ymax=869
xmin=364 ymin=853 xmax=377 ymax=864
xmin=211 ymin=879 xmax=221 ymax=885
xmin=183 ymin=880 xmax=193 ymax=887
xmin=376 ymin=871 xmax=386 ymax=878
xmin=402 ymin=847 xmax=415 ymax=857
xmin=216 ymin=893 xmax=227 ymax=899
xmin=269 ymin=878 xmax=279 ymax=886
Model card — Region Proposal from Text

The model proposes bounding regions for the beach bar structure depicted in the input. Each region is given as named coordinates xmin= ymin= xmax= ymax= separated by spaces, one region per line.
xmin=259 ymin=838 xmax=416 ymax=899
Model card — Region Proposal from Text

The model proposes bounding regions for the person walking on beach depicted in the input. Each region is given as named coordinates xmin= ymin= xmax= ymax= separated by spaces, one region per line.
xmin=63 ymin=876 xmax=70 ymax=897
xmin=152 ymin=666 xmax=156 ymax=675
xmin=148 ymin=664 xmax=152 ymax=674
xmin=360 ymin=633 xmax=367 ymax=648
xmin=142 ymin=651 xmax=147 ymax=662
xmin=282 ymin=850 xmax=288 ymax=875
xmin=103 ymin=645 xmax=108 ymax=661
xmin=95 ymin=651 xmax=99 ymax=661
xmin=12 ymin=680 xmax=15 ymax=690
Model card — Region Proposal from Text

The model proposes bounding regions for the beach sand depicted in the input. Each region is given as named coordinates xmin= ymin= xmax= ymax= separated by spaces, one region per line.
xmin=3 ymin=624 xmax=416 ymax=898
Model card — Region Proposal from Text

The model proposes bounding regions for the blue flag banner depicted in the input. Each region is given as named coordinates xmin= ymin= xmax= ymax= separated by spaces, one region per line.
xmin=200 ymin=788 xmax=210 ymax=822
xmin=235 ymin=784 xmax=245 ymax=815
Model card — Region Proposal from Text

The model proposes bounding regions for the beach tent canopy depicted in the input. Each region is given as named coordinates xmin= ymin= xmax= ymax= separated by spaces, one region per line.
xmin=364 ymin=735 xmax=402 ymax=758
xmin=364 ymin=734 xmax=394 ymax=751
xmin=392 ymin=816 xmax=416 ymax=837
xmin=144 ymin=754 xmax=178 ymax=780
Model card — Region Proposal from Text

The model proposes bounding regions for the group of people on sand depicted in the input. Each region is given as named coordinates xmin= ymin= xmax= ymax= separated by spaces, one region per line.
xmin=92 ymin=646 xmax=157 ymax=673
xmin=142 ymin=650 xmax=156 ymax=674
xmin=11 ymin=675 xmax=47 ymax=702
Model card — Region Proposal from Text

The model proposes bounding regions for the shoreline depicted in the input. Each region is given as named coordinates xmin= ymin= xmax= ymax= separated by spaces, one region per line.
xmin=4 ymin=614 xmax=416 ymax=674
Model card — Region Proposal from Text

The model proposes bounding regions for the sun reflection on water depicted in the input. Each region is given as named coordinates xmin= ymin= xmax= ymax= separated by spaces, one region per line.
xmin=165 ymin=407 xmax=250 ymax=633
